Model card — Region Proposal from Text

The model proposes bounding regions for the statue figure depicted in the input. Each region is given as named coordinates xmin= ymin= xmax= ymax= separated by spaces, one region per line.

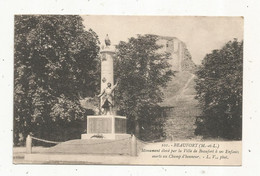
xmin=105 ymin=34 xmax=111 ymax=47
xmin=98 ymin=81 xmax=118 ymax=115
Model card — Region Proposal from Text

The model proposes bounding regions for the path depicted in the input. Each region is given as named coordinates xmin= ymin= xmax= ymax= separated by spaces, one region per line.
xmin=163 ymin=72 xmax=202 ymax=140
xmin=176 ymin=73 xmax=195 ymax=101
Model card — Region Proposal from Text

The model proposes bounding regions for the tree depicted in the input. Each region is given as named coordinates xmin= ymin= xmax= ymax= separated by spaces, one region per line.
xmin=114 ymin=34 xmax=174 ymax=140
xmin=14 ymin=15 xmax=100 ymax=145
xmin=195 ymin=39 xmax=243 ymax=140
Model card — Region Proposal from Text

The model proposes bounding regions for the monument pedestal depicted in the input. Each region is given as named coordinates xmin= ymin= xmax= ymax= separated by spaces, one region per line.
xmin=81 ymin=115 xmax=129 ymax=140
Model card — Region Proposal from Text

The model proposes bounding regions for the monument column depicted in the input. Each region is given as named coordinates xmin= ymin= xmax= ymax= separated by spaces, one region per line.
xmin=81 ymin=35 xmax=128 ymax=140
xmin=100 ymin=46 xmax=115 ymax=108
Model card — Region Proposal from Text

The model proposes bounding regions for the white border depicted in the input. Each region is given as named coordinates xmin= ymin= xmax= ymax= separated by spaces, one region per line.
xmin=1 ymin=0 xmax=260 ymax=175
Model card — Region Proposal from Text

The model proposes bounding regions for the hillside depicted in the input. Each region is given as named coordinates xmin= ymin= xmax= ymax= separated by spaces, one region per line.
xmin=161 ymin=71 xmax=202 ymax=140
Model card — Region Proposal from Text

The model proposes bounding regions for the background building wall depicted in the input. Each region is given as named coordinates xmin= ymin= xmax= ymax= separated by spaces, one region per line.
xmin=157 ymin=36 xmax=196 ymax=72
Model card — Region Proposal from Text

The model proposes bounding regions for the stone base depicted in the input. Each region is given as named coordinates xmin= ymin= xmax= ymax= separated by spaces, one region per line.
xmin=81 ymin=115 xmax=127 ymax=140
xmin=81 ymin=133 xmax=130 ymax=140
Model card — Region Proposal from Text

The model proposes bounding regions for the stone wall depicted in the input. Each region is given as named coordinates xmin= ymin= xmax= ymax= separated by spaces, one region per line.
xmin=157 ymin=36 xmax=196 ymax=72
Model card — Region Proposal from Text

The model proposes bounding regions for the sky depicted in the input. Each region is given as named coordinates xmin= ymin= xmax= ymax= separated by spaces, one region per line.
xmin=82 ymin=16 xmax=243 ymax=65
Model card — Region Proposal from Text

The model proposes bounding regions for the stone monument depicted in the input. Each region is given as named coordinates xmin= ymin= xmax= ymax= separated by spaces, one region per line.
xmin=81 ymin=35 xmax=128 ymax=140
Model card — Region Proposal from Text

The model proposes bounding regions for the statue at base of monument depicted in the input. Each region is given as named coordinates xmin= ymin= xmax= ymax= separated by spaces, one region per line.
xmin=98 ymin=81 xmax=118 ymax=115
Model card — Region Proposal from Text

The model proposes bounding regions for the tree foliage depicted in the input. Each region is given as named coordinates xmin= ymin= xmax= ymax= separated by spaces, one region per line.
xmin=14 ymin=15 xmax=100 ymax=146
xmin=114 ymin=35 xmax=174 ymax=140
xmin=195 ymin=39 xmax=243 ymax=140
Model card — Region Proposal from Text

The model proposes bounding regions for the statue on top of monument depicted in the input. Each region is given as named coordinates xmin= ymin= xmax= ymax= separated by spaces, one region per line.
xmin=97 ymin=81 xmax=118 ymax=115
xmin=105 ymin=34 xmax=111 ymax=47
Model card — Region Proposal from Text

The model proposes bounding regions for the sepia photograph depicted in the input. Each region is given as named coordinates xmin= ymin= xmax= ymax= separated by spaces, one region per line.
xmin=13 ymin=15 xmax=243 ymax=165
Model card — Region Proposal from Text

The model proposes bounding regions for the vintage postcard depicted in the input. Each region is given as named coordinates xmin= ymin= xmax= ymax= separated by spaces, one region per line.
xmin=13 ymin=15 xmax=243 ymax=165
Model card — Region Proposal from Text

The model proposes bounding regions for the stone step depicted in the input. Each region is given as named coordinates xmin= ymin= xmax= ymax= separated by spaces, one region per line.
xmin=46 ymin=138 xmax=144 ymax=155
